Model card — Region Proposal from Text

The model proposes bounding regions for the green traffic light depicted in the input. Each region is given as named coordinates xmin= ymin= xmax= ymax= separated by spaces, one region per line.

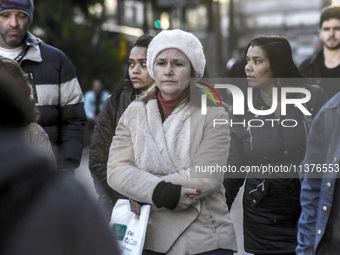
xmin=154 ymin=20 xmax=161 ymax=29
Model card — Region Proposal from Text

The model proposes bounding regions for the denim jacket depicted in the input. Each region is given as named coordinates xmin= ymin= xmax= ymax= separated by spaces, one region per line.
xmin=296 ymin=92 xmax=340 ymax=254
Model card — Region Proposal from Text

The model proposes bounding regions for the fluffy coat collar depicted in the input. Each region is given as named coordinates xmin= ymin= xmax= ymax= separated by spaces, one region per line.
xmin=127 ymin=99 xmax=191 ymax=175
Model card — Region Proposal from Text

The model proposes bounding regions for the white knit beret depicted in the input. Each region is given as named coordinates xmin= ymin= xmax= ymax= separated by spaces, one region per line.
xmin=147 ymin=29 xmax=206 ymax=79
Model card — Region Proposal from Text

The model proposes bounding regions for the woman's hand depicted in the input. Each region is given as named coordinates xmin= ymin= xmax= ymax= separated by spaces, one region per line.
xmin=174 ymin=187 xmax=201 ymax=211
xmin=129 ymin=198 xmax=142 ymax=216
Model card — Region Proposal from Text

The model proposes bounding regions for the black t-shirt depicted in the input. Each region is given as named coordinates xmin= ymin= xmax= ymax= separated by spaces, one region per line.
xmin=320 ymin=59 xmax=340 ymax=99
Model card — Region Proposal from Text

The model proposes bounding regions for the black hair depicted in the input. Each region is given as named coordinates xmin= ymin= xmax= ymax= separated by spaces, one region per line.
xmin=131 ymin=34 xmax=153 ymax=49
xmin=245 ymin=36 xmax=303 ymax=86
xmin=111 ymin=34 xmax=153 ymax=96
xmin=320 ymin=6 xmax=340 ymax=28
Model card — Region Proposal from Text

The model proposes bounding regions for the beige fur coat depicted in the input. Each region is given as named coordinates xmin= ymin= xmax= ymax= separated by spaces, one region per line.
xmin=108 ymin=99 xmax=237 ymax=254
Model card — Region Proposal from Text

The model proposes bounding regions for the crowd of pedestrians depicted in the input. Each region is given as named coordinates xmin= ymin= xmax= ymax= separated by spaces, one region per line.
xmin=1 ymin=0 xmax=340 ymax=254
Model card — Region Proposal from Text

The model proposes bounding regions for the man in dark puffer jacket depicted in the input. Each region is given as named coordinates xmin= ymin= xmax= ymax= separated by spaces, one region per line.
xmin=0 ymin=0 xmax=86 ymax=172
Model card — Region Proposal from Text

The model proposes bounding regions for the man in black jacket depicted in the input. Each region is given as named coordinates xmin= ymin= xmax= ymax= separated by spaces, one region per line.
xmin=299 ymin=6 xmax=340 ymax=99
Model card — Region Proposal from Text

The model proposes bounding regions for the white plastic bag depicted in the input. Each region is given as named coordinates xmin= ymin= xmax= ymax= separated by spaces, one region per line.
xmin=109 ymin=199 xmax=150 ymax=255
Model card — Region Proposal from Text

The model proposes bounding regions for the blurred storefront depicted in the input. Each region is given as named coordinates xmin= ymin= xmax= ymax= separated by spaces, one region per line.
xmin=101 ymin=0 xmax=332 ymax=76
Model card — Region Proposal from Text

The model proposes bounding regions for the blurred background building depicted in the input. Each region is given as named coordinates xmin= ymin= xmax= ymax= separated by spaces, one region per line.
xmin=31 ymin=0 xmax=334 ymax=91
xmin=100 ymin=0 xmax=332 ymax=78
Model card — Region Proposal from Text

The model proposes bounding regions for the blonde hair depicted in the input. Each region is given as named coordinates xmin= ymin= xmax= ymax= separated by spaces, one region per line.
xmin=137 ymin=83 xmax=190 ymax=108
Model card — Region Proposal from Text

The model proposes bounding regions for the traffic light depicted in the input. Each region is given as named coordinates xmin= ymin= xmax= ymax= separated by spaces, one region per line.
xmin=118 ymin=38 xmax=128 ymax=59
xmin=154 ymin=20 xmax=161 ymax=29
xmin=154 ymin=12 xmax=170 ymax=30
xmin=160 ymin=12 xmax=170 ymax=30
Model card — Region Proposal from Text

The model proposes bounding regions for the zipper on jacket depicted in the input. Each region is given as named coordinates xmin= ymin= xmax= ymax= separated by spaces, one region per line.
xmin=261 ymin=180 xmax=265 ymax=191
xmin=247 ymin=124 xmax=253 ymax=151
xmin=27 ymin=72 xmax=38 ymax=103
xmin=249 ymin=180 xmax=266 ymax=194
xmin=247 ymin=106 xmax=265 ymax=152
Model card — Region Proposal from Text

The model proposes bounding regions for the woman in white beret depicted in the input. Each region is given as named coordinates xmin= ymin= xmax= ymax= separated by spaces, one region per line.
xmin=107 ymin=29 xmax=237 ymax=255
